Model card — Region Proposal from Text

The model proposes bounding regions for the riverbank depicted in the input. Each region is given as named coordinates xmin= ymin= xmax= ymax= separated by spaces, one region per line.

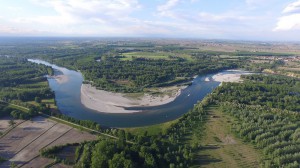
xmin=81 ymin=84 xmax=186 ymax=113
xmin=205 ymin=71 xmax=251 ymax=83
xmin=212 ymin=73 xmax=243 ymax=83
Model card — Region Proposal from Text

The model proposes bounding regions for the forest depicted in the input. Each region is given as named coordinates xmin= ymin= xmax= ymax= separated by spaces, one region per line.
xmin=0 ymin=57 xmax=54 ymax=102
xmin=211 ymin=74 xmax=300 ymax=167
xmin=79 ymin=56 xmax=238 ymax=92
xmin=0 ymin=56 xmax=55 ymax=121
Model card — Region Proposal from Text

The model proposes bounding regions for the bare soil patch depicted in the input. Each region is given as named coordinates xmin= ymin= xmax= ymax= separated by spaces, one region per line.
xmin=0 ymin=116 xmax=22 ymax=133
xmin=21 ymin=156 xmax=53 ymax=168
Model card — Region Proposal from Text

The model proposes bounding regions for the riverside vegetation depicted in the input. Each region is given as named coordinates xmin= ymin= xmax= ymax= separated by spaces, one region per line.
xmin=0 ymin=39 xmax=300 ymax=167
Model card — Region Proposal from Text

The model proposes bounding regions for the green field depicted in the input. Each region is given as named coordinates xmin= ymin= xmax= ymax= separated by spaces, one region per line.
xmin=123 ymin=119 xmax=178 ymax=136
xmin=192 ymin=106 xmax=260 ymax=168
xmin=120 ymin=51 xmax=194 ymax=61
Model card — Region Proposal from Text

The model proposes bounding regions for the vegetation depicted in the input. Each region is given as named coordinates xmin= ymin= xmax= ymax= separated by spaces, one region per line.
xmin=0 ymin=57 xmax=54 ymax=103
xmin=195 ymin=106 xmax=261 ymax=167
xmin=81 ymin=56 xmax=238 ymax=92
xmin=215 ymin=74 xmax=300 ymax=111
xmin=211 ymin=74 xmax=300 ymax=167
xmin=50 ymin=113 xmax=102 ymax=132
xmin=0 ymin=39 xmax=245 ymax=93
xmin=0 ymin=156 xmax=6 ymax=164
xmin=41 ymin=143 xmax=81 ymax=165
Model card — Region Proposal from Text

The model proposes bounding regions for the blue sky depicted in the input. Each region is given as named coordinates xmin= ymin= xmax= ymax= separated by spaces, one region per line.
xmin=0 ymin=0 xmax=299 ymax=41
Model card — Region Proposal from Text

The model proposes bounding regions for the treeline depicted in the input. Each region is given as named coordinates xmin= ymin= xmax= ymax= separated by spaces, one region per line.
xmin=0 ymin=102 xmax=40 ymax=120
xmin=0 ymin=103 xmax=12 ymax=118
xmin=0 ymin=57 xmax=54 ymax=102
xmin=44 ymin=96 xmax=212 ymax=168
xmin=219 ymin=103 xmax=300 ymax=167
xmin=214 ymin=74 xmax=300 ymax=111
xmin=50 ymin=113 xmax=101 ymax=132
xmin=212 ymin=74 xmax=300 ymax=167
xmin=79 ymin=57 xmax=238 ymax=93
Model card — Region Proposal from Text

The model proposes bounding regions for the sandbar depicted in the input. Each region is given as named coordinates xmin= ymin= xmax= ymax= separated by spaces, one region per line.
xmin=81 ymin=84 xmax=186 ymax=113
xmin=49 ymin=75 xmax=69 ymax=84
xmin=211 ymin=71 xmax=252 ymax=83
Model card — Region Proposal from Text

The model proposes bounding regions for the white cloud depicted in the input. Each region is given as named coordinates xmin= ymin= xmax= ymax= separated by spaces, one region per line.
xmin=274 ymin=14 xmax=300 ymax=31
xmin=282 ymin=0 xmax=300 ymax=14
xmin=158 ymin=0 xmax=179 ymax=11
xmin=197 ymin=12 xmax=253 ymax=22
xmin=157 ymin=0 xmax=180 ymax=17
xmin=27 ymin=0 xmax=140 ymax=25
xmin=246 ymin=0 xmax=270 ymax=8
xmin=274 ymin=0 xmax=300 ymax=31
xmin=4 ymin=0 xmax=143 ymax=36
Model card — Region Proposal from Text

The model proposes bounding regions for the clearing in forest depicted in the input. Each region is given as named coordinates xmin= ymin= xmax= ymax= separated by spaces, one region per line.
xmin=195 ymin=106 xmax=261 ymax=168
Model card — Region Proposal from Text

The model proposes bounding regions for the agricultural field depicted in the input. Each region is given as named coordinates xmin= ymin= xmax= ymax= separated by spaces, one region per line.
xmin=194 ymin=106 xmax=260 ymax=168
xmin=0 ymin=116 xmax=97 ymax=167
xmin=120 ymin=51 xmax=193 ymax=61
xmin=0 ymin=116 xmax=23 ymax=135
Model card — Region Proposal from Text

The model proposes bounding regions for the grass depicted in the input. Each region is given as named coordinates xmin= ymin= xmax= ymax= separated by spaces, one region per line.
xmin=26 ymin=98 xmax=57 ymax=109
xmin=191 ymin=106 xmax=261 ymax=168
xmin=0 ymin=156 xmax=6 ymax=164
xmin=120 ymin=51 xmax=194 ymax=61
xmin=7 ymin=104 xmax=28 ymax=112
xmin=122 ymin=119 xmax=178 ymax=136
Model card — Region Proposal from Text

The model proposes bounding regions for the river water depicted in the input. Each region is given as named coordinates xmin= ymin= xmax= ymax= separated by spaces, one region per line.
xmin=28 ymin=59 xmax=247 ymax=127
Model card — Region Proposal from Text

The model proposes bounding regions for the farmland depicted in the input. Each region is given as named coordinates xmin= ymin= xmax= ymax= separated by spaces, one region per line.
xmin=0 ymin=116 xmax=97 ymax=167
xmin=120 ymin=51 xmax=194 ymax=61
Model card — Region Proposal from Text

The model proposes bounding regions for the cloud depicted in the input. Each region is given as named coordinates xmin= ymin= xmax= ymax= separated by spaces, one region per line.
xmin=4 ymin=0 xmax=144 ymax=36
xmin=274 ymin=0 xmax=300 ymax=31
xmin=274 ymin=14 xmax=300 ymax=31
xmin=27 ymin=0 xmax=141 ymax=25
xmin=246 ymin=0 xmax=270 ymax=8
xmin=282 ymin=0 xmax=300 ymax=14
xmin=197 ymin=12 xmax=253 ymax=22
xmin=157 ymin=0 xmax=180 ymax=11
xmin=157 ymin=0 xmax=180 ymax=17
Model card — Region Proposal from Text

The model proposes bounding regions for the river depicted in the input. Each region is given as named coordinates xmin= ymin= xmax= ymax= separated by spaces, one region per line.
xmin=28 ymin=59 xmax=247 ymax=127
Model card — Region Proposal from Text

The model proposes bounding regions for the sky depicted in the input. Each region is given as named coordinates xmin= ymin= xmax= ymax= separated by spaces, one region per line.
xmin=0 ymin=0 xmax=299 ymax=41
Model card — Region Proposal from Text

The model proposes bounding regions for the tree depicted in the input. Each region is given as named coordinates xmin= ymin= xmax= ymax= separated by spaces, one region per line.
xmin=108 ymin=153 xmax=133 ymax=168
xmin=144 ymin=153 xmax=156 ymax=168
xmin=35 ymin=96 xmax=41 ymax=103
xmin=9 ymin=119 xmax=15 ymax=127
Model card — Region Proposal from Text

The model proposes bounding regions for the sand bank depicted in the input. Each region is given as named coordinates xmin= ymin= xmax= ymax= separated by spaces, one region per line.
xmin=212 ymin=73 xmax=243 ymax=83
xmin=81 ymin=84 xmax=186 ymax=113
xmin=49 ymin=75 xmax=69 ymax=84
xmin=208 ymin=71 xmax=252 ymax=83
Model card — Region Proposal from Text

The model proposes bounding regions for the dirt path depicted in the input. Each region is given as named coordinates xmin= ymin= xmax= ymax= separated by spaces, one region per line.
xmin=196 ymin=106 xmax=260 ymax=168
